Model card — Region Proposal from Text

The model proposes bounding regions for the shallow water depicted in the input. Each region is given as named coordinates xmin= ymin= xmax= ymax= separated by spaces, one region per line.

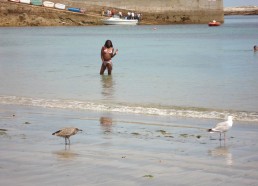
xmin=1 ymin=104 xmax=258 ymax=186
xmin=0 ymin=15 xmax=258 ymax=122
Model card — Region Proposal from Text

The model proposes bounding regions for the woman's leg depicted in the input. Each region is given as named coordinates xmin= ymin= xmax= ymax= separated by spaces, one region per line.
xmin=106 ymin=63 xmax=112 ymax=75
xmin=100 ymin=63 xmax=106 ymax=75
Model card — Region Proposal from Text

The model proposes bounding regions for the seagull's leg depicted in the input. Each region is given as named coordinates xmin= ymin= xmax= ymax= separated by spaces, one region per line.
xmin=219 ymin=133 xmax=222 ymax=141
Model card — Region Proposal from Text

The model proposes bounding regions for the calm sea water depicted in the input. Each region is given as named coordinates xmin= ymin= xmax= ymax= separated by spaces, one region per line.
xmin=1 ymin=16 xmax=258 ymax=122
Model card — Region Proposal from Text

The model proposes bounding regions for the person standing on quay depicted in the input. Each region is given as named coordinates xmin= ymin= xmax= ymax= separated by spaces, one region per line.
xmin=100 ymin=40 xmax=118 ymax=75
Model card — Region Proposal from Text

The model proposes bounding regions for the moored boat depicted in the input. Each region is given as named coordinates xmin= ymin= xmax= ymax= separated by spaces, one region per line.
xmin=102 ymin=15 xmax=138 ymax=25
xmin=208 ymin=20 xmax=221 ymax=26
xmin=54 ymin=3 xmax=65 ymax=10
xmin=43 ymin=1 xmax=54 ymax=7
xmin=9 ymin=0 xmax=20 ymax=3
xmin=68 ymin=7 xmax=81 ymax=13
xmin=31 ymin=0 xmax=42 ymax=6
xmin=19 ymin=0 xmax=30 ymax=4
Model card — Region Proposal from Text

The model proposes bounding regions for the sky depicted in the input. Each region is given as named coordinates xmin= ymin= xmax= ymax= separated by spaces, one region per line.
xmin=224 ymin=0 xmax=258 ymax=7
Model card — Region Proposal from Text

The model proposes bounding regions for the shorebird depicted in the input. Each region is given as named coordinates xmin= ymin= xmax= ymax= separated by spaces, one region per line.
xmin=52 ymin=127 xmax=82 ymax=145
xmin=208 ymin=116 xmax=233 ymax=141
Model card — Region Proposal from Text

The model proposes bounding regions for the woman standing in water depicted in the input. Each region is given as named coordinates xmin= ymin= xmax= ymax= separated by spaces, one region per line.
xmin=100 ymin=40 xmax=118 ymax=75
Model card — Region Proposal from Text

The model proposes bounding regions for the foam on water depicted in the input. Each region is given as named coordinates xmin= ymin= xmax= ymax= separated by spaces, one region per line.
xmin=1 ymin=95 xmax=257 ymax=122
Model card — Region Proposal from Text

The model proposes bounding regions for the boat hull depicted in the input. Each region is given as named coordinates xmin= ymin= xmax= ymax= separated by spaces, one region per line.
xmin=31 ymin=0 xmax=42 ymax=6
xmin=20 ymin=0 xmax=30 ymax=4
xmin=208 ymin=22 xmax=221 ymax=26
xmin=54 ymin=3 xmax=65 ymax=10
xmin=68 ymin=7 xmax=81 ymax=13
xmin=43 ymin=1 xmax=54 ymax=7
xmin=103 ymin=18 xmax=138 ymax=25
xmin=9 ymin=0 xmax=20 ymax=3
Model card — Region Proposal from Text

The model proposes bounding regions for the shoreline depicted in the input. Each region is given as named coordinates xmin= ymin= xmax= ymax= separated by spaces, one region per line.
xmin=1 ymin=104 xmax=258 ymax=185
xmin=1 ymin=95 xmax=258 ymax=122
xmin=0 ymin=1 xmax=258 ymax=26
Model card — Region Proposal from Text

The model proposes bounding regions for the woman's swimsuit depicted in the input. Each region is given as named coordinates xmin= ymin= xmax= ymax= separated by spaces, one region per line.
xmin=103 ymin=60 xmax=112 ymax=67
xmin=102 ymin=48 xmax=113 ymax=67
xmin=103 ymin=48 xmax=113 ymax=54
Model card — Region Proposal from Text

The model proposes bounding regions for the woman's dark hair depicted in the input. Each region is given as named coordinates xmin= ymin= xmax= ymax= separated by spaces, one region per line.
xmin=105 ymin=40 xmax=113 ymax=48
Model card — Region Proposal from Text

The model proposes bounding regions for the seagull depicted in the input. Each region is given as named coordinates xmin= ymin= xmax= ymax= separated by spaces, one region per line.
xmin=52 ymin=127 xmax=82 ymax=145
xmin=208 ymin=116 xmax=233 ymax=140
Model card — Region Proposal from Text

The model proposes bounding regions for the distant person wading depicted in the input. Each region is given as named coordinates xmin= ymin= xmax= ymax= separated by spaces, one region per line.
xmin=100 ymin=40 xmax=118 ymax=75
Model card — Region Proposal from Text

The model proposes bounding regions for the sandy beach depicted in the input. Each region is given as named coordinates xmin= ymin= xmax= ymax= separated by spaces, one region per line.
xmin=1 ymin=104 xmax=258 ymax=186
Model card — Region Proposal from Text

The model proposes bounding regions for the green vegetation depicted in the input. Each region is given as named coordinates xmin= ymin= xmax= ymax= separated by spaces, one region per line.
xmin=143 ymin=174 xmax=154 ymax=178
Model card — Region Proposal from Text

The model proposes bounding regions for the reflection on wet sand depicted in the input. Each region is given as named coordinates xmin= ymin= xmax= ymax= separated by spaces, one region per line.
xmin=101 ymin=75 xmax=115 ymax=100
xmin=208 ymin=145 xmax=233 ymax=166
xmin=100 ymin=116 xmax=113 ymax=134
xmin=53 ymin=148 xmax=79 ymax=160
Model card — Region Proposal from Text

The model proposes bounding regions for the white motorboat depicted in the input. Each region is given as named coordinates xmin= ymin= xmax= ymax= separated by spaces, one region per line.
xmin=102 ymin=16 xmax=138 ymax=25
xmin=43 ymin=1 xmax=54 ymax=8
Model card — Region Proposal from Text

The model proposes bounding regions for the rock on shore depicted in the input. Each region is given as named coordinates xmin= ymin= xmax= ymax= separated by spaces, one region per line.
xmin=0 ymin=1 xmax=103 ymax=26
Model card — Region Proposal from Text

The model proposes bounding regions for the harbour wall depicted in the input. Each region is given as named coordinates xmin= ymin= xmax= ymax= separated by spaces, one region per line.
xmin=76 ymin=0 xmax=224 ymax=23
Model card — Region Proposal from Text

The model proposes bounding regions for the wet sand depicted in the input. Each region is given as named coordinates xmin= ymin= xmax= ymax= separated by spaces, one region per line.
xmin=1 ymin=104 xmax=258 ymax=186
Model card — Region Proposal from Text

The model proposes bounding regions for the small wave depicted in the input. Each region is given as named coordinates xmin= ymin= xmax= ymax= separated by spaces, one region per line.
xmin=0 ymin=95 xmax=258 ymax=122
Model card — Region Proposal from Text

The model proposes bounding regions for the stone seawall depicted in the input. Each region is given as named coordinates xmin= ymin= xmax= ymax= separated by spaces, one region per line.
xmin=224 ymin=6 xmax=258 ymax=15
xmin=79 ymin=0 xmax=224 ymax=23
xmin=81 ymin=0 xmax=222 ymax=12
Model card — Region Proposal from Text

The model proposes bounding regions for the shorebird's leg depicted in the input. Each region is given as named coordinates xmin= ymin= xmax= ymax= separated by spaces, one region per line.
xmin=65 ymin=137 xmax=68 ymax=145
xmin=68 ymin=137 xmax=70 ymax=145
xmin=219 ymin=133 xmax=222 ymax=141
